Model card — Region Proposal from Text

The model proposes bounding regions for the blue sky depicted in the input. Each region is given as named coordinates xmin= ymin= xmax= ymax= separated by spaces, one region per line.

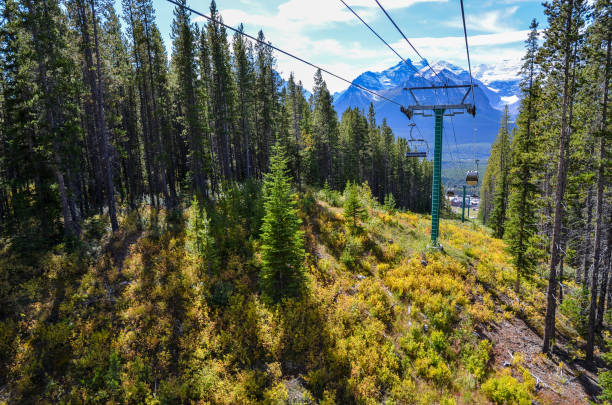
xmin=148 ymin=0 xmax=547 ymax=93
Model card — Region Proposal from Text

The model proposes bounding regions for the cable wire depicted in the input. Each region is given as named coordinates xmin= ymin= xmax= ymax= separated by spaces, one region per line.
xmin=165 ymin=0 xmax=402 ymax=106
xmin=338 ymin=0 xmax=433 ymax=147
xmin=373 ymin=0 xmax=443 ymax=84
xmin=339 ymin=0 xmax=422 ymax=77
xmin=459 ymin=0 xmax=475 ymax=106
xmin=459 ymin=0 xmax=478 ymax=165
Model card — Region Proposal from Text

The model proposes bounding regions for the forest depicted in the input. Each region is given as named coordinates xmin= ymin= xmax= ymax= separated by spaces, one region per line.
xmin=0 ymin=0 xmax=610 ymax=403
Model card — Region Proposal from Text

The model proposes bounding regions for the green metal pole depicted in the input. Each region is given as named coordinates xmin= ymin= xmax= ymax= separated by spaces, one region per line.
xmin=467 ymin=196 xmax=471 ymax=219
xmin=461 ymin=185 xmax=466 ymax=223
xmin=430 ymin=109 xmax=444 ymax=248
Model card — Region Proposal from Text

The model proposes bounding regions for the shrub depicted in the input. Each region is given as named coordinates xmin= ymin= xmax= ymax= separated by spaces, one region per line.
xmin=383 ymin=193 xmax=396 ymax=213
xmin=481 ymin=370 xmax=531 ymax=405
xmin=415 ymin=348 xmax=452 ymax=385
xmin=598 ymin=335 xmax=612 ymax=403
xmin=319 ymin=180 xmax=342 ymax=207
xmin=340 ymin=235 xmax=365 ymax=270
xmin=464 ymin=340 xmax=492 ymax=381
xmin=559 ymin=287 xmax=589 ymax=337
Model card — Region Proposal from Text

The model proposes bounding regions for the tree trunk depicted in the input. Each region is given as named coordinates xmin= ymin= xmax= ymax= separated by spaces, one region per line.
xmin=89 ymin=0 xmax=118 ymax=231
xmin=543 ymin=0 xmax=574 ymax=355
xmin=582 ymin=185 xmax=594 ymax=285
xmin=586 ymin=33 xmax=610 ymax=361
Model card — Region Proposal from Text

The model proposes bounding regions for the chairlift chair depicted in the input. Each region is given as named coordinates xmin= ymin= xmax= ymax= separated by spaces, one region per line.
xmin=465 ymin=170 xmax=479 ymax=186
xmin=405 ymin=123 xmax=429 ymax=158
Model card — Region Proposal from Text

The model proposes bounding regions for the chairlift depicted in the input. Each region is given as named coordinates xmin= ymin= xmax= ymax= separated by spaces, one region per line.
xmin=465 ymin=159 xmax=479 ymax=186
xmin=446 ymin=188 xmax=455 ymax=198
xmin=405 ymin=123 xmax=429 ymax=158
xmin=466 ymin=170 xmax=479 ymax=186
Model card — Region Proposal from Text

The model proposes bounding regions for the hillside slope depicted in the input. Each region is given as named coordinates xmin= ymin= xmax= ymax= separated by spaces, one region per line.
xmin=0 ymin=186 xmax=601 ymax=404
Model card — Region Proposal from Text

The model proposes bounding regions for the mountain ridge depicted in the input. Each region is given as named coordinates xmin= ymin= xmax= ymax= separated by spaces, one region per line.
xmin=331 ymin=59 xmax=522 ymax=159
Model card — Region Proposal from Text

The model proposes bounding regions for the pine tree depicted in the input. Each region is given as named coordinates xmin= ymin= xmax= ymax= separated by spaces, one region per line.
xmin=488 ymin=105 xmax=512 ymax=238
xmin=20 ymin=0 xmax=84 ymax=239
xmin=171 ymin=0 xmax=208 ymax=198
xmin=542 ymin=0 xmax=589 ymax=356
xmin=384 ymin=192 xmax=396 ymax=213
xmin=207 ymin=0 xmax=235 ymax=182
xmin=505 ymin=19 xmax=543 ymax=293
xmin=232 ymin=24 xmax=255 ymax=180
xmin=260 ymin=143 xmax=305 ymax=302
xmin=311 ymin=69 xmax=338 ymax=187
xmin=186 ymin=195 xmax=215 ymax=276
xmin=343 ymin=181 xmax=366 ymax=232
xmin=585 ymin=0 xmax=610 ymax=361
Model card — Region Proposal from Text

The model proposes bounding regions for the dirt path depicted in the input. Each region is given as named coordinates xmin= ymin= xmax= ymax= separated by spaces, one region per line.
xmin=482 ymin=317 xmax=601 ymax=404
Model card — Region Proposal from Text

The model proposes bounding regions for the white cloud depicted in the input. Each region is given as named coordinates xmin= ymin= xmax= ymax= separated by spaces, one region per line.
xmin=192 ymin=1 xmax=528 ymax=93
xmin=446 ymin=6 xmax=520 ymax=33
xmin=196 ymin=0 xmax=448 ymax=28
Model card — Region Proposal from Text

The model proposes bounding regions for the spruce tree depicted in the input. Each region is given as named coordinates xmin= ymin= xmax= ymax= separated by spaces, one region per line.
xmin=260 ymin=143 xmax=305 ymax=302
xmin=505 ymin=19 xmax=543 ymax=293
xmin=586 ymin=0 xmax=610 ymax=361
xmin=384 ymin=193 xmax=396 ymax=213
xmin=343 ymin=181 xmax=366 ymax=232
xmin=542 ymin=0 xmax=589 ymax=356
xmin=171 ymin=0 xmax=209 ymax=198
xmin=488 ymin=105 xmax=512 ymax=238
xmin=186 ymin=195 xmax=215 ymax=276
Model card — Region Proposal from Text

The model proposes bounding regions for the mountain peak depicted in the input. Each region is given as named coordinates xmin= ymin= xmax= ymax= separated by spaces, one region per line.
xmin=426 ymin=60 xmax=467 ymax=76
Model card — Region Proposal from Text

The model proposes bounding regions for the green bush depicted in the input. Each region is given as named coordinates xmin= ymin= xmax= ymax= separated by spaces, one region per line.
xmin=464 ymin=340 xmax=492 ymax=381
xmin=559 ymin=287 xmax=589 ymax=337
xmin=481 ymin=371 xmax=531 ymax=405
xmin=340 ymin=235 xmax=365 ymax=270
xmin=598 ymin=336 xmax=612 ymax=403
xmin=319 ymin=180 xmax=342 ymax=207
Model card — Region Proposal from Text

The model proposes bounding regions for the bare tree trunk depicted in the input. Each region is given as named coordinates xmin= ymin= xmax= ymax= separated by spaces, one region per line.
xmin=582 ymin=185 xmax=594 ymax=285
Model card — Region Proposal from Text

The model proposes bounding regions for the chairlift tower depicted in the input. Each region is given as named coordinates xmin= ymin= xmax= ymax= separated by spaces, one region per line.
xmin=401 ymin=84 xmax=477 ymax=248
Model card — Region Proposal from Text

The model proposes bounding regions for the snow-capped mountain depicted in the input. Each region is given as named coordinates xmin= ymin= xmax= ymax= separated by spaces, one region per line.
xmin=331 ymin=59 xmax=522 ymax=157
xmin=472 ymin=59 xmax=522 ymax=115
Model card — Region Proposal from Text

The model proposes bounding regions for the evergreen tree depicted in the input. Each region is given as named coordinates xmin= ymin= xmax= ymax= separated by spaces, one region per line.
xmin=186 ymin=195 xmax=215 ymax=276
xmin=232 ymin=24 xmax=255 ymax=180
xmin=505 ymin=19 xmax=543 ymax=292
xmin=310 ymin=69 xmax=338 ymax=187
xmin=542 ymin=0 xmax=589 ymax=355
xmin=488 ymin=105 xmax=512 ymax=238
xmin=171 ymin=0 xmax=209 ymax=198
xmin=260 ymin=143 xmax=305 ymax=302
xmin=585 ymin=0 xmax=610 ymax=361
xmin=207 ymin=0 xmax=235 ymax=182
xmin=384 ymin=192 xmax=396 ymax=213
xmin=343 ymin=181 xmax=366 ymax=232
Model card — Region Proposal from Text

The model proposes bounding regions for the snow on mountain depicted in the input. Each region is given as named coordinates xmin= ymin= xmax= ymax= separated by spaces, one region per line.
xmin=473 ymin=59 xmax=521 ymax=86
xmin=331 ymin=59 xmax=523 ymax=156
xmin=471 ymin=59 xmax=522 ymax=116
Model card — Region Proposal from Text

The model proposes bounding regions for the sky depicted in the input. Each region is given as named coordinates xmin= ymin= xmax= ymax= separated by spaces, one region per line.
xmin=148 ymin=0 xmax=548 ymax=93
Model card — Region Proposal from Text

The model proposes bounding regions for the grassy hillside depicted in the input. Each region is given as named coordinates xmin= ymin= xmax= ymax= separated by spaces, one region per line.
xmin=0 ymin=184 xmax=600 ymax=404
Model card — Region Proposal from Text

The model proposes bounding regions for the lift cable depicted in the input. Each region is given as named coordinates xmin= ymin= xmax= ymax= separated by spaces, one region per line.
xmin=373 ymin=0 xmax=444 ymax=84
xmin=338 ymin=0 xmax=434 ymax=151
xmin=459 ymin=0 xmax=478 ymax=165
xmin=370 ymin=0 xmax=459 ymax=157
xmin=165 ymin=0 xmax=402 ymax=106
xmin=339 ymin=0 xmax=424 ymax=78
xmin=459 ymin=0 xmax=476 ymax=106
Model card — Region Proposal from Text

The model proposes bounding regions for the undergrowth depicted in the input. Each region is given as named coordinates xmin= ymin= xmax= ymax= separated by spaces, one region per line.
xmin=0 ymin=183 xmax=567 ymax=404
